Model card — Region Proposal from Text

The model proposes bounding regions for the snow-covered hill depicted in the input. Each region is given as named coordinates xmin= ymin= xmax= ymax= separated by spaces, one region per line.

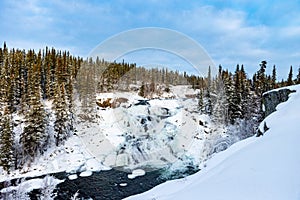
xmin=126 ymin=84 xmax=300 ymax=200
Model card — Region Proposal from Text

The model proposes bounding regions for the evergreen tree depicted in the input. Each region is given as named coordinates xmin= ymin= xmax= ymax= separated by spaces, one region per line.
xmin=212 ymin=68 xmax=227 ymax=124
xmin=21 ymin=92 xmax=48 ymax=163
xmin=0 ymin=52 xmax=16 ymax=172
xmin=54 ymin=83 xmax=70 ymax=146
xmin=213 ymin=88 xmax=227 ymax=124
xmin=297 ymin=67 xmax=300 ymax=84
xmin=138 ymin=83 xmax=145 ymax=97
xmin=224 ymin=73 xmax=238 ymax=124
xmin=222 ymin=70 xmax=232 ymax=124
xmin=197 ymin=89 xmax=204 ymax=112
xmin=228 ymin=65 xmax=243 ymax=122
xmin=239 ymin=65 xmax=251 ymax=119
xmin=287 ymin=66 xmax=293 ymax=86
xmin=271 ymin=65 xmax=277 ymax=89
xmin=257 ymin=61 xmax=267 ymax=94
xmin=0 ymin=113 xmax=15 ymax=172
xmin=204 ymin=89 xmax=212 ymax=115
xmin=65 ymin=81 xmax=75 ymax=132
xmin=266 ymin=75 xmax=272 ymax=91
xmin=252 ymin=73 xmax=257 ymax=91
xmin=207 ymin=66 xmax=212 ymax=89
xmin=20 ymin=59 xmax=48 ymax=163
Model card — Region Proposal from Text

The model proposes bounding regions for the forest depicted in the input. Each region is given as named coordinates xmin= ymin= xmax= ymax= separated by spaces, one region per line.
xmin=0 ymin=42 xmax=300 ymax=173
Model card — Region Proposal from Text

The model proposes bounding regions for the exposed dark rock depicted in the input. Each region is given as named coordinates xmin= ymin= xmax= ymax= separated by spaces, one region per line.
xmin=96 ymin=98 xmax=112 ymax=108
xmin=262 ymin=88 xmax=296 ymax=117
xmin=263 ymin=121 xmax=269 ymax=132
xmin=134 ymin=100 xmax=150 ymax=106
xmin=199 ymin=120 xmax=204 ymax=126
xmin=256 ymin=129 xmax=263 ymax=137
xmin=257 ymin=88 xmax=296 ymax=137
xmin=96 ymin=97 xmax=130 ymax=109
xmin=161 ymin=107 xmax=169 ymax=115
xmin=140 ymin=118 xmax=147 ymax=125
xmin=111 ymin=97 xmax=129 ymax=108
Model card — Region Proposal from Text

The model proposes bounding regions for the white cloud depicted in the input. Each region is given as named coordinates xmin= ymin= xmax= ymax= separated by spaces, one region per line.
xmin=279 ymin=26 xmax=300 ymax=38
xmin=159 ymin=6 xmax=270 ymax=71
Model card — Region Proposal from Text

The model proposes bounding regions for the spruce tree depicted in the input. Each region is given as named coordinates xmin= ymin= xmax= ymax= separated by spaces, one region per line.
xmin=198 ymin=89 xmax=204 ymax=112
xmin=271 ymin=65 xmax=277 ymax=89
xmin=0 ymin=49 xmax=16 ymax=172
xmin=138 ymin=83 xmax=145 ymax=97
xmin=257 ymin=61 xmax=267 ymax=94
xmin=204 ymin=89 xmax=212 ymax=115
xmin=0 ymin=113 xmax=15 ymax=172
xmin=213 ymin=88 xmax=227 ymax=124
xmin=207 ymin=66 xmax=212 ymax=89
xmin=287 ymin=66 xmax=293 ymax=86
xmin=297 ymin=67 xmax=300 ymax=84
xmin=212 ymin=68 xmax=227 ymax=124
xmin=224 ymin=73 xmax=238 ymax=124
xmin=230 ymin=65 xmax=242 ymax=122
xmin=21 ymin=95 xmax=47 ymax=162
xmin=54 ymin=83 xmax=69 ymax=146
xmin=240 ymin=65 xmax=251 ymax=119
xmin=65 ymin=81 xmax=75 ymax=132
xmin=20 ymin=58 xmax=48 ymax=163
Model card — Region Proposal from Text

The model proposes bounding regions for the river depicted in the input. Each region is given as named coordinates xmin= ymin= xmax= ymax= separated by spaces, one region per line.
xmin=23 ymin=166 xmax=197 ymax=200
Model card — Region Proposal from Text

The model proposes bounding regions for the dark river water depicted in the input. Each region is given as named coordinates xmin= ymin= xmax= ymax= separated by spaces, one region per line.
xmin=0 ymin=166 xmax=198 ymax=200
xmin=51 ymin=168 xmax=165 ymax=200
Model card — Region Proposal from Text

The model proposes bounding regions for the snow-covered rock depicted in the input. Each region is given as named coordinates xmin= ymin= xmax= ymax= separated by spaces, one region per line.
xmin=1 ymin=176 xmax=63 ymax=195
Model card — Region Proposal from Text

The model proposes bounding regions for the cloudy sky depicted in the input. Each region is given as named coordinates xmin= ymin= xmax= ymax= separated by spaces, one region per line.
xmin=1 ymin=0 xmax=300 ymax=78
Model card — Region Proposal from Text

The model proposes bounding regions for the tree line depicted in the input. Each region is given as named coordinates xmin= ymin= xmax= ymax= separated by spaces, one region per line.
xmin=196 ymin=61 xmax=300 ymax=140
xmin=0 ymin=43 xmax=81 ymax=172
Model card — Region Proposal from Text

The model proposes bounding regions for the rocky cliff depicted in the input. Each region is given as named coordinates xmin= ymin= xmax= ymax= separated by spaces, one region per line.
xmin=262 ymin=88 xmax=296 ymax=117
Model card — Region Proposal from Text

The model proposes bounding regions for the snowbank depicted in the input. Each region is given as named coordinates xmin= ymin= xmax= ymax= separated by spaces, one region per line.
xmin=126 ymin=85 xmax=300 ymax=200
xmin=0 ymin=135 xmax=110 ymax=182
xmin=1 ymin=176 xmax=63 ymax=194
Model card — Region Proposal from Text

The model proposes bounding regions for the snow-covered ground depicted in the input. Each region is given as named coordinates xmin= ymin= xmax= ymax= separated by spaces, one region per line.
xmin=1 ymin=175 xmax=64 ymax=198
xmin=125 ymin=84 xmax=300 ymax=200
xmin=0 ymin=135 xmax=110 ymax=183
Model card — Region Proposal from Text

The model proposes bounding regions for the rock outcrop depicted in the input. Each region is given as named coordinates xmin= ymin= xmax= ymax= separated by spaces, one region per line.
xmin=96 ymin=97 xmax=129 ymax=109
xmin=262 ymin=88 xmax=296 ymax=117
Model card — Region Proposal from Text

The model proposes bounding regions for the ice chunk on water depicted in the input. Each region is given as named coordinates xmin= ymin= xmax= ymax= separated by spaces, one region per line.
xmin=68 ymin=174 xmax=78 ymax=180
xmin=119 ymin=183 xmax=128 ymax=187
xmin=79 ymin=170 xmax=93 ymax=177
xmin=127 ymin=169 xmax=146 ymax=179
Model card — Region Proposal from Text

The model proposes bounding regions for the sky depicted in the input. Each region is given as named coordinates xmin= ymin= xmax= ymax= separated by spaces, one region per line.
xmin=0 ymin=0 xmax=300 ymax=79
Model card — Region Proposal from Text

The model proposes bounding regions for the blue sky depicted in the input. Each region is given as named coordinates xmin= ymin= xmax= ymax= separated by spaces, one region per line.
xmin=1 ymin=0 xmax=300 ymax=79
